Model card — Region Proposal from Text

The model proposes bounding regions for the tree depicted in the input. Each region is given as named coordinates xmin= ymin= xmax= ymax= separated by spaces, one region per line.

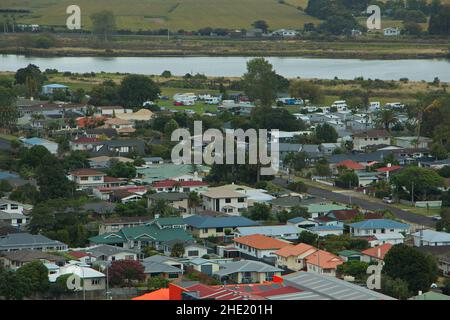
xmin=108 ymin=260 xmax=145 ymax=287
xmin=298 ymin=230 xmax=318 ymax=245
xmin=375 ymin=109 xmax=399 ymax=131
xmin=147 ymin=276 xmax=170 ymax=291
xmin=251 ymin=20 xmax=269 ymax=33
xmin=118 ymin=74 xmax=160 ymax=108
xmin=336 ymin=261 xmax=369 ymax=281
xmin=430 ymin=143 xmax=448 ymax=160
xmin=0 ymin=87 xmax=18 ymax=131
xmin=16 ymin=261 xmax=49 ymax=294
xmin=391 ymin=166 xmax=445 ymax=201
xmin=0 ymin=269 xmax=31 ymax=300
xmin=188 ymin=192 xmax=202 ymax=214
xmin=381 ymin=276 xmax=412 ymax=300
xmin=289 ymin=80 xmax=323 ymax=104
xmin=164 ymin=119 xmax=179 ymax=139
xmin=242 ymin=58 xmax=279 ymax=108
xmin=285 ymin=152 xmax=309 ymax=172
xmin=171 ymin=243 xmax=185 ymax=258
xmin=335 ymin=171 xmax=359 ymax=189
xmin=90 ymin=11 xmax=116 ymax=41
xmin=15 ymin=64 xmax=45 ymax=98
xmin=246 ymin=203 xmax=272 ymax=221
xmin=115 ymin=199 xmax=149 ymax=217
xmin=383 ymin=244 xmax=438 ymax=294
xmin=403 ymin=21 xmax=422 ymax=35
xmin=36 ymin=157 xmax=75 ymax=201
xmin=314 ymin=158 xmax=332 ymax=177
xmin=287 ymin=181 xmax=308 ymax=193
xmin=315 ymin=123 xmax=338 ymax=143
xmin=106 ymin=160 xmax=136 ymax=179
xmin=161 ymin=70 xmax=172 ymax=78
xmin=428 ymin=5 xmax=450 ymax=35
xmin=9 ymin=183 xmax=39 ymax=205
xmin=0 ymin=179 xmax=12 ymax=193
xmin=89 ymin=80 xmax=120 ymax=106
xmin=148 ymin=199 xmax=176 ymax=217
xmin=48 ymin=274 xmax=74 ymax=298
xmin=63 ymin=151 xmax=90 ymax=171
xmin=443 ymin=278 xmax=450 ymax=295
xmin=319 ymin=13 xmax=359 ymax=35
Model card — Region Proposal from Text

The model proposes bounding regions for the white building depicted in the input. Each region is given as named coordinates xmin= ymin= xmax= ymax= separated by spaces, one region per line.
xmin=384 ymin=27 xmax=400 ymax=36
xmin=348 ymin=219 xmax=410 ymax=237
xmin=233 ymin=234 xmax=291 ymax=259
xmin=369 ymin=233 xmax=405 ymax=247
xmin=201 ymin=188 xmax=248 ymax=215
xmin=68 ymin=169 xmax=106 ymax=190
xmin=0 ymin=199 xmax=33 ymax=215
xmin=234 ymin=225 xmax=300 ymax=241
xmin=412 ymin=230 xmax=450 ymax=247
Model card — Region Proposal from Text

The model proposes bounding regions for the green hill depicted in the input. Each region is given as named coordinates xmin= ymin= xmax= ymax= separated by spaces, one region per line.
xmin=0 ymin=0 xmax=321 ymax=31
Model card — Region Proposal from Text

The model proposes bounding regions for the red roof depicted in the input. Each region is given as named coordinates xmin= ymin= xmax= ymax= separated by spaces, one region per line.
xmin=329 ymin=209 xmax=359 ymax=221
xmin=96 ymin=186 xmax=148 ymax=193
xmin=376 ymin=165 xmax=402 ymax=173
xmin=104 ymin=176 xmax=123 ymax=183
xmin=68 ymin=251 xmax=89 ymax=259
xmin=69 ymin=169 xmax=106 ymax=176
xmin=336 ymin=160 xmax=365 ymax=170
xmin=361 ymin=243 xmax=393 ymax=260
xmin=73 ymin=137 xmax=98 ymax=144
xmin=152 ymin=179 xmax=208 ymax=188
xmin=132 ymin=288 xmax=170 ymax=300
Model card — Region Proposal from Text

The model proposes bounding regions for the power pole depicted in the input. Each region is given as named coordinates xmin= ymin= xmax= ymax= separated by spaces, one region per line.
xmin=411 ymin=181 xmax=414 ymax=206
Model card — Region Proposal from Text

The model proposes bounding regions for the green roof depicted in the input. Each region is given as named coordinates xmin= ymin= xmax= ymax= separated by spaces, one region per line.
xmin=89 ymin=223 xmax=193 ymax=245
xmin=409 ymin=291 xmax=450 ymax=300
xmin=337 ymin=250 xmax=361 ymax=257
xmin=304 ymin=203 xmax=349 ymax=213
xmin=153 ymin=217 xmax=186 ymax=226
xmin=136 ymin=164 xmax=209 ymax=184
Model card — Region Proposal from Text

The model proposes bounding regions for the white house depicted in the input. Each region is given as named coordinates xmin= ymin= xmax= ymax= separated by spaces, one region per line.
xmin=0 ymin=211 xmax=29 ymax=228
xmin=201 ymin=188 xmax=248 ymax=215
xmin=305 ymin=250 xmax=344 ymax=277
xmin=68 ymin=168 xmax=106 ymax=190
xmin=0 ymin=199 xmax=33 ymax=215
xmin=348 ymin=219 xmax=410 ymax=237
xmin=234 ymin=225 xmax=300 ymax=241
xmin=49 ymin=264 xmax=106 ymax=292
xmin=305 ymin=225 xmax=344 ymax=237
xmin=233 ymin=234 xmax=291 ymax=259
xmin=412 ymin=230 xmax=450 ymax=247
xmin=369 ymin=233 xmax=405 ymax=247
xmin=353 ymin=130 xmax=391 ymax=151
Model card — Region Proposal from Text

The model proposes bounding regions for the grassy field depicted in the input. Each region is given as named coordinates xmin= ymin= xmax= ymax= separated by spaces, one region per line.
xmin=0 ymin=0 xmax=320 ymax=31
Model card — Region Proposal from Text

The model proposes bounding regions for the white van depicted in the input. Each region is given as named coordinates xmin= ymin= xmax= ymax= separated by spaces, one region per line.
xmin=205 ymin=96 xmax=220 ymax=105
xmin=331 ymin=100 xmax=348 ymax=111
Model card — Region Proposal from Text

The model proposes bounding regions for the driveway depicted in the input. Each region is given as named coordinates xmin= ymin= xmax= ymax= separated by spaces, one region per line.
xmin=273 ymin=177 xmax=436 ymax=228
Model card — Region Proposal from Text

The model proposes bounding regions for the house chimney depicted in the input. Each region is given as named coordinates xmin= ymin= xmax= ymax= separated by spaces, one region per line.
xmin=418 ymin=290 xmax=423 ymax=296
xmin=377 ymin=247 xmax=381 ymax=258
xmin=155 ymin=214 xmax=160 ymax=219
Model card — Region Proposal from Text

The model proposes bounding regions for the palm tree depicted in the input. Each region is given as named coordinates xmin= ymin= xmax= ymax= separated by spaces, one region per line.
xmin=187 ymin=191 xmax=202 ymax=214
xmin=375 ymin=109 xmax=398 ymax=131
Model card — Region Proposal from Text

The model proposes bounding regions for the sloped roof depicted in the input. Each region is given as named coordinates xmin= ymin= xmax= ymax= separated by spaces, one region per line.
xmin=214 ymin=260 xmax=282 ymax=277
xmin=412 ymin=229 xmax=450 ymax=243
xmin=349 ymin=219 xmax=409 ymax=230
xmin=336 ymin=160 xmax=365 ymax=170
xmin=184 ymin=215 xmax=258 ymax=229
xmin=233 ymin=234 xmax=291 ymax=250
xmin=235 ymin=225 xmax=299 ymax=237
xmin=274 ymin=243 xmax=317 ymax=258
xmin=132 ymin=288 xmax=170 ymax=300
xmin=142 ymin=261 xmax=183 ymax=274
xmin=305 ymin=250 xmax=344 ymax=269
xmin=361 ymin=243 xmax=393 ymax=260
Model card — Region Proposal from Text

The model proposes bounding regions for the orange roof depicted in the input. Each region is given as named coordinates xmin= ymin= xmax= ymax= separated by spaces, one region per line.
xmin=234 ymin=234 xmax=291 ymax=250
xmin=305 ymin=250 xmax=344 ymax=269
xmin=274 ymin=243 xmax=317 ymax=258
xmin=336 ymin=160 xmax=365 ymax=170
xmin=361 ymin=243 xmax=393 ymax=260
xmin=132 ymin=288 xmax=170 ymax=300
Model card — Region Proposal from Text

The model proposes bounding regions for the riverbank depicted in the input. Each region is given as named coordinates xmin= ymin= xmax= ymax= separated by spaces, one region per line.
xmin=0 ymin=34 xmax=449 ymax=60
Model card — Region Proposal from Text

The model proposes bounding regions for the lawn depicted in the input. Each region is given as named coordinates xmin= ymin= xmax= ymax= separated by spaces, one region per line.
xmin=393 ymin=203 xmax=441 ymax=217
xmin=0 ymin=0 xmax=321 ymax=31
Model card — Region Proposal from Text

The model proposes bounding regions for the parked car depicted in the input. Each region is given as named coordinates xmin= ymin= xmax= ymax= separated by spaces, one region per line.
xmin=383 ymin=197 xmax=394 ymax=204
xmin=431 ymin=215 xmax=442 ymax=221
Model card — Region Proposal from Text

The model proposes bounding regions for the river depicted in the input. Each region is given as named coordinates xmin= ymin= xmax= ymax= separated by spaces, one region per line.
xmin=1 ymin=54 xmax=450 ymax=81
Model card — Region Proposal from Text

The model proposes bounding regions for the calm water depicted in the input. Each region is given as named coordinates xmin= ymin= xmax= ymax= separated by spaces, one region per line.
xmin=1 ymin=54 xmax=450 ymax=81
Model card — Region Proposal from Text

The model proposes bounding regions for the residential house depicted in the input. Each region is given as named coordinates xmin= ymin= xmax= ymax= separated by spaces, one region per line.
xmin=0 ymin=211 xmax=29 ymax=228
xmin=201 ymin=188 xmax=248 ymax=216
xmin=352 ymin=130 xmax=391 ymax=151
xmin=21 ymin=137 xmax=59 ymax=154
xmin=96 ymin=106 xmax=126 ymax=116
xmin=416 ymin=246 xmax=450 ymax=277
xmin=271 ymin=29 xmax=298 ymax=37
xmin=98 ymin=216 xmax=151 ymax=234
xmin=103 ymin=118 xmax=135 ymax=135
xmin=368 ymin=233 xmax=405 ymax=247
xmin=141 ymin=255 xmax=184 ymax=280
xmin=152 ymin=180 xmax=208 ymax=193
xmin=0 ymin=250 xmax=65 ymax=270
xmin=409 ymin=291 xmax=450 ymax=300
xmin=305 ymin=225 xmax=344 ymax=237
xmin=184 ymin=215 xmax=259 ymax=239
xmin=286 ymin=217 xmax=318 ymax=229
xmin=184 ymin=257 xmax=220 ymax=275
xmin=49 ymin=264 xmax=106 ymax=291
xmin=331 ymin=159 xmax=365 ymax=174
xmin=337 ymin=250 xmax=362 ymax=262
xmin=136 ymin=164 xmax=208 ymax=184
xmin=85 ymin=128 xmax=118 ymax=139
xmin=84 ymin=245 xmax=141 ymax=263
xmin=147 ymin=192 xmax=189 ymax=213
xmin=275 ymin=243 xmax=317 ymax=271
xmin=349 ymin=219 xmax=410 ymax=237
xmin=395 ymin=136 xmax=432 ymax=149
xmin=161 ymin=240 xmax=208 ymax=259
xmin=0 ymin=222 xmax=19 ymax=237
xmin=42 ymin=84 xmax=69 ymax=95
xmin=69 ymin=137 xmax=99 ymax=151
xmin=412 ymin=229 xmax=450 ymax=247
xmin=234 ymin=225 xmax=300 ymax=241
xmin=233 ymin=234 xmax=291 ymax=260
xmin=384 ymin=27 xmax=400 ymax=36
xmin=116 ymin=109 xmax=154 ymax=122
xmin=68 ymin=168 xmax=107 ymax=190
xmin=205 ymin=184 xmax=275 ymax=205
xmin=320 ymin=143 xmax=341 ymax=155
xmin=0 ymin=199 xmax=33 ymax=215
xmin=93 ymin=185 xmax=145 ymax=202
xmin=305 ymin=250 xmax=344 ymax=277
xmin=214 ymin=260 xmax=283 ymax=284
xmin=303 ymin=203 xmax=350 ymax=219
xmin=89 ymin=218 xmax=192 ymax=251
xmin=90 ymin=140 xmax=145 ymax=157
xmin=360 ymin=243 xmax=393 ymax=263
xmin=143 ymin=157 xmax=164 ymax=166
xmin=0 ymin=233 xmax=68 ymax=252
xmin=88 ymin=155 xmax=134 ymax=169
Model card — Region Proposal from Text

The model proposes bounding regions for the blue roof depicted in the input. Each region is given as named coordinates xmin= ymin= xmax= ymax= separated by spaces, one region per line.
xmin=0 ymin=171 xmax=19 ymax=180
xmin=307 ymin=225 xmax=344 ymax=231
xmin=22 ymin=137 xmax=55 ymax=145
xmin=348 ymin=219 xmax=409 ymax=229
xmin=183 ymin=215 xmax=259 ymax=229
xmin=287 ymin=217 xmax=307 ymax=224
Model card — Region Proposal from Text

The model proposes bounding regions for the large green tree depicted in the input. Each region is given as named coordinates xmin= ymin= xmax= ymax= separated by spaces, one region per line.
xmin=242 ymin=58 xmax=279 ymax=108
xmin=383 ymin=244 xmax=438 ymax=295
xmin=16 ymin=261 xmax=49 ymax=294
xmin=0 ymin=87 xmax=18 ymax=131
xmin=118 ymin=75 xmax=160 ymax=108
xmin=315 ymin=123 xmax=338 ymax=143
xmin=289 ymin=80 xmax=323 ymax=104
xmin=15 ymin=64 xmax=45 ymax=98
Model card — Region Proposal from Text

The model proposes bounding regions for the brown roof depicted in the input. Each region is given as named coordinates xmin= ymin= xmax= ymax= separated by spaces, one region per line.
xmin=233 ymin=234 xmax=291 ymax=250
xmin=69 ymin=169 xmax=106 ymax=177
xmin=361 ymin=243 xmax=393 ymax=260
xmin=329 ymin=209 xmax=359 ymax=221
xmin=0 ymin=250 xmax=65 ymax=263
xmin=305 ymin=250 xmax=344 ymax=269
xmin=353 ymin=130 xmax=390 ymax=138
xmin=274 ymin=243 xmax=317 ymax=258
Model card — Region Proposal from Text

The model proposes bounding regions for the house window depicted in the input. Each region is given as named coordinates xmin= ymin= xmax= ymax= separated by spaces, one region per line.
xmin=93 ymin=176 xmax=102 ymax=181
xmin=225 ymin=198 xmax=231 ymax=203
xmin=202 ymin=228 xmax=208 ymax=234
xmin=91 ymin=279 xmax=101 ymax=285
xmin=238 ymin=198 xmax=245 ymax=203
xmin=80 ymin=177 xmax=89 ymax=181
xmin=216 ymin=227 xmax=223 ymax=233
xmin=188 ymin=250 xmax=199 ymax=257
xmin=10 ymin=204 xmax=19 ymax=210
xmin=266 ymin=272 xmax=275 ymax=281
xmin=168 ymin=273 xmax=179 ymax=279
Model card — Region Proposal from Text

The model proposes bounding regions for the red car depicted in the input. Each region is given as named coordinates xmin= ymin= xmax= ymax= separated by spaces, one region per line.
xmin=173 ymin=101 xmax=183 ymax=106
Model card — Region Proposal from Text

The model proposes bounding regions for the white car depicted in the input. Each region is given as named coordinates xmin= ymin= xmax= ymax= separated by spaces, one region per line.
xmin=431 ymin=215 xmax=442 ymax=221
xmin=383 ymin=197 xmax=394 ymax=204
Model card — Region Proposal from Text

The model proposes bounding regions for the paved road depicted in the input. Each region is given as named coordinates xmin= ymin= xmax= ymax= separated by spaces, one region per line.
xmin=273 ymin=178 xmax=436 ymax=228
